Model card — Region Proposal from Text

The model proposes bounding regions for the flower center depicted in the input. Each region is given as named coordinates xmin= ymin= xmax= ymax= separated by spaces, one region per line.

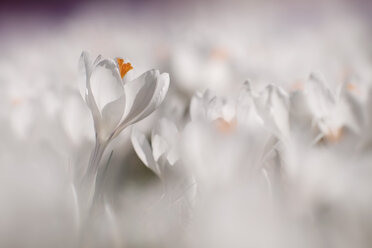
xmin=346 ymin=83 xmax=358 ymax=93
xmin=210 ymin=47 xmax=229 ymax=61
xmin=214 ymin=117 xmax=237 ymax=134
xmin=117 ymin=58 xmax=133 ymax=79
xmin=290 ymin=81 xmax=304 ymax=91
xmin=325 ymin=127 xmax=343 ymax=143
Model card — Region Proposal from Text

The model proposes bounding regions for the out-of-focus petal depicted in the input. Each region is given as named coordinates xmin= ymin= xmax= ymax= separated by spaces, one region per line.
xmin=152 ymin=118 xmax=179 ymax=164
xmin=152 ymin=135 xmax=168 ymax=162
xmin=254 ymin=84 xmax=289 ymax=139
xmin=189 ymin=90 xmax=215 ymax=121
xmin=131 ymin=128 xmax=160 ymax=176
xmin=305 ymin=73 xmax=335 ymax=119
xmin=151 ymin=118 xmax=178 ymax=147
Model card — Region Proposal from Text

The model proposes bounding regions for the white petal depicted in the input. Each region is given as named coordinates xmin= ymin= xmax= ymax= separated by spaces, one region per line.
xmin=123 ymin=70 xmax=158 ymax=122
xmin=305 ymin=73 xmax=335 ymax=119
xmin=131 ymin=128 xmax=160 ymax=176
xmin=90 ymin=59 xmax=123 ymax=112
xmin=289 ymin=90 xmax=313 ymax=131
xmin=114 ymin=70 xmax=169 ymax=137
xmin=132 ymin=72 xmax=169 ymax=122
xmin=166 ymin=148 xmax=179 ymax=166
xmin=99 ymin=95 xmax=126 ymax=142
xmin=151 ymin=134 xmax=168 ymax=161
xmin=254 ymin=85 xmax=289 ymax=138
xmin=86 ymin=88 xmax=102 ymax=132
xmin=78 ymin=52 xmax=105 ymax=132
xmin=78 ymin=51 xmax=93 ymax=101
xmin=236 ymin=82 xmax=261 ymax=126
xmin=189 ymin=90 xmax=215 ymax=121
xmin=189 ymin=92 xmax=205 ymax=121
xmin=151 ymin=118 xmax=178 ymax=145
xmin=151 ymin=118 xmax=179 ymax=164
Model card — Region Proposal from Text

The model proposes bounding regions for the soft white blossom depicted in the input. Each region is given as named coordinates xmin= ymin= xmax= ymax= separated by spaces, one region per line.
xmin=79 ymin=51 xmax=170 ymax=144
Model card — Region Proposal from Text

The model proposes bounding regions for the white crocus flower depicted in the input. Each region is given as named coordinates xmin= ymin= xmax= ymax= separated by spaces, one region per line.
xmin=189 ymin=90 xmax=237 ymax=133
xmin=79 ymin=51 xmax=170 ymax=144
xmin=303 ymin=73 xmax=360 ymax=144
xmin=78 ymin=51 xmax=169 ymax=206
xmin=131 ymin=119 xmax=196 ymax=205
xmin=189 ymin=86 xmax=265 ymax=135
xmin=253 ymin=84 xmax=290 ymax=140
xmin=131 ymin=118 xmax=179 ymax=178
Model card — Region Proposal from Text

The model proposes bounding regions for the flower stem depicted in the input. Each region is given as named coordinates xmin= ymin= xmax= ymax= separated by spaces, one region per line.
xmin=80 ymin=139 xmax=108 ymax=211
xmin=88 ymin=141 xmax=107 ymax=178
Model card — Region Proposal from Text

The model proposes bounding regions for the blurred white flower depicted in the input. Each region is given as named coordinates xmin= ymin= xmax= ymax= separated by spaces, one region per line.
xmin=297 ymin=73 xmax=363 ymax=144
xmin=131 ymin=118 xmax=179 ymax=177
xmin=253 ymin=84 xmax=290 ymax=140
xmin=131 ymin=119 xmax=196 ymax=204
xmin=170 ymin=44 xmax=233 ymax=95
xmin=189 ymin=90 xmax=237 ymax=132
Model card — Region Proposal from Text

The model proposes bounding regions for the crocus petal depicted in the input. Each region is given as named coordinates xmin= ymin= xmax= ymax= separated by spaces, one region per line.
xmin=131 ymin=72 xmax=169 ymax=122
xmin=189 ymin=90 xmax=215 ymax=121
xmin=99 ymin=95 xmax=126 ymax=142
xmin=236 ymin=82 xmax=263 ymax=127
xmin=123 ymin=70 xmax=158 ymax=122
xmin=151 ymin=118 xmax=178 ymax=146
xmin=79 ymin=51 xmax=102 ymax=133
xmin=78 ymin=52 xmax=102 ymax=100
xmin=289 ymin=90 xmax=313 ymax=131
xmin=86 ymin=87 xmax=102 ymax=133
xmin=114 ymin=70 xmax=169 ymax=137
xmin=89 ymin=59 xmax=123 ymax=112
xmin=166 ymin=148 xmax=179 ymax=166
xmin=189 ymin=92 xmax=205 ymax=121
xmin=78 ymin=51 xmax=93 ymax=101
xmin=152 ymin=135 xmax=169 ymax=161
xmin=254 ymin=84 xmax=289 ymax=138
xmin=151 ymin=119 xmax=179 ymax=165
xmin=131 ymin=128 xmax=160 ymax=176
xmin=305 ymin=73 xmax=335 ymax=119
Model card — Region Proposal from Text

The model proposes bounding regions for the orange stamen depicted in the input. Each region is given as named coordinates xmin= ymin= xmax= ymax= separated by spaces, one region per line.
xmin=346 ymin=83 xmax=358 ymax=93
xmin=117 ymin=58 xmax=133 ymax=79
xmin=325 ymin=127 xmax=343 ymax=143
xmin=11 ymin=98 xmax=23 ymax=106
xmin=214 ymin=117 xmax=237 ymax=134
xmin=210 ymin=47 xmax=229 ymax=61
xmin=290 ymin=81 xmax=304 ymax=91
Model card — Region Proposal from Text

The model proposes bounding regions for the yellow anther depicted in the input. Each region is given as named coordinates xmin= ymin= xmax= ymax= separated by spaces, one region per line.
xmin=210 ymin=47 xmax=229 ymax=61
xmin=214 ymin=117 xmax=237 ymax=134
xmin=11 ymin=98 xmax=23 ymax=106
xmin=325 ymin=127 xmax=343 ymax=143
xmin=346 ymin=83 xmax=358 ymax=93
xmin=290 ymin=81 xmax=304 ymax=91
xmin=117 ymin=58 xmax=133 ymax=79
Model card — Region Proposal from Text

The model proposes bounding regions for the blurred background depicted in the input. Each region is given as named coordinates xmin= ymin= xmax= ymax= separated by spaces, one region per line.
xmin=1 ymin=0 xmax=371 ymax=142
